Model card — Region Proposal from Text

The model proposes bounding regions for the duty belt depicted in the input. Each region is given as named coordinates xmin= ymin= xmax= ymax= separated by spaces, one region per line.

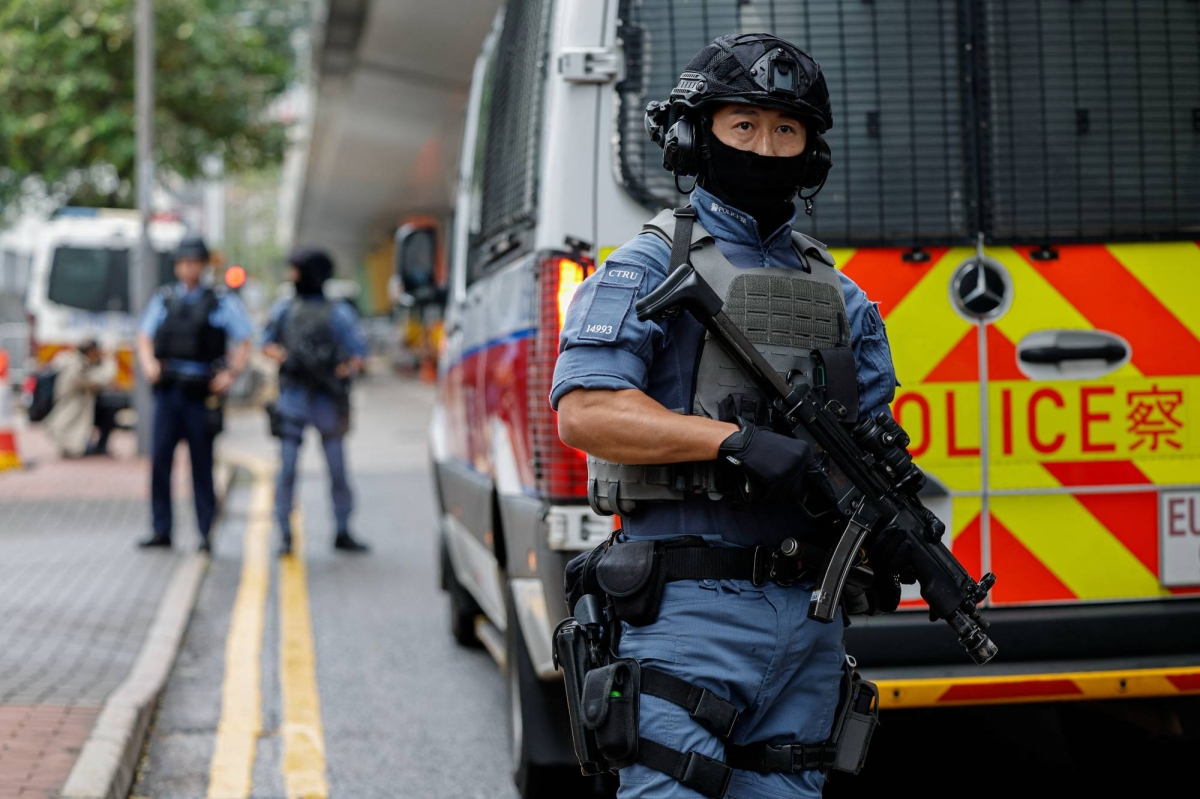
xmin=659 ymin=542 xmax=818 ymax=587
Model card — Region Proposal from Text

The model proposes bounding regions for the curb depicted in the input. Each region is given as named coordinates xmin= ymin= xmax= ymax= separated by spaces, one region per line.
xmin=60 ymin=461 xmax=240 ymax=799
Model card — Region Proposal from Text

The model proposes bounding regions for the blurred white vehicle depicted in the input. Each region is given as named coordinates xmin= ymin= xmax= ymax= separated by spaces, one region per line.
xmin=24 ymin=208 xmax=185 ymax=399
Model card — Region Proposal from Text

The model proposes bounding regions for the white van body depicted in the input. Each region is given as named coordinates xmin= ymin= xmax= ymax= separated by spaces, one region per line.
xmin=433 ymin=5 xmax=690 ymax=794
xmin=24 ymin=210 xmax=186 ymax=394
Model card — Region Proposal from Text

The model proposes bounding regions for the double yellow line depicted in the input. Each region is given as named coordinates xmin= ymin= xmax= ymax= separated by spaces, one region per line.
xmin=208 ymin=462 xmax=328 ymax=799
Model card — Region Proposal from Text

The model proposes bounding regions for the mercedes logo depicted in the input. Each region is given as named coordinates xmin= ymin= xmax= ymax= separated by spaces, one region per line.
xmin=951 ymin=258 xmax=1011 ymax=320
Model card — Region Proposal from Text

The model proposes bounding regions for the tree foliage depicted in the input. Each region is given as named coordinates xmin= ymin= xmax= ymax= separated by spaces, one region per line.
xmin=0 ymin=0 xmax=302 ymax=211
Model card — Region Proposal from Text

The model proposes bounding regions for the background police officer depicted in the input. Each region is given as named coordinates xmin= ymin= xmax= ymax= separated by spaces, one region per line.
xmin=136 ymin=235 xmax=252 ymax=552
xmin=262 ymin=248 xmax=369 ymax=557
xmin=554 ymin=35 xmax=899 ymax=798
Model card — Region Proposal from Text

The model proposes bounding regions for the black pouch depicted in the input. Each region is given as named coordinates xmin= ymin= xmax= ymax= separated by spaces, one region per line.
xmin=204 ymin=395 xmax=225 ymax=437
xmin=180 ymin=376 xmax=211 ymax=401
xmin=812 ymin=347 xmax=860 ymax=424
xmin=828 ymin=657 xmax=880 ymax=775
xmin=581 ymin=659 xmax=641 ymax=770
xmin=334 ymin=390 xmax=352 ymax=436
xmin=565 ymin=536 xmax=615 ymax=613
xmin=554 ymin=618 xmax=608 ymax=776
xmin=265 ymin=401 xmax=285 ymax=439
xmin=717 ymin=393 xmax=772 ymax=427
xmin=596 ymin=540 xmax=664 ymax=627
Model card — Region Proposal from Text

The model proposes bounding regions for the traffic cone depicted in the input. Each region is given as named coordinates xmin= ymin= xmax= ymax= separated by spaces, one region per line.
xmin=419 ymin=355 xmax=436 ymax=384
xmin=0 ymin=351 xmax=22 ymax=471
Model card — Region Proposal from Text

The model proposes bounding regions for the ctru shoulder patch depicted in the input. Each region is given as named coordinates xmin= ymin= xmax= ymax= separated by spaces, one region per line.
xmin=580 ymin=263 xmax=646 ymax=342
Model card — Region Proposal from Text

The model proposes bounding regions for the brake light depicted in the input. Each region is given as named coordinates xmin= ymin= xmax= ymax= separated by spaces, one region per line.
xmin=529 ymin=253 xmax=594 ymax=500
xmin=557 ymin=258 xmax=586 ymax=330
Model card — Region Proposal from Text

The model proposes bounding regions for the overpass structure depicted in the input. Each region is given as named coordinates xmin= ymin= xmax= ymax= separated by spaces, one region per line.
xmin=295 ymin=0 xmax=502 ymax=305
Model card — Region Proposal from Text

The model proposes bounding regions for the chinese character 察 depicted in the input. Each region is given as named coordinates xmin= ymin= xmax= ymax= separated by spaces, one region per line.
xmin=1127 ymin=385 xmax=1184 ymax=451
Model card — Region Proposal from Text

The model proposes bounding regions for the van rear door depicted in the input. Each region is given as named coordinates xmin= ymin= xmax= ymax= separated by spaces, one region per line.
xmin=984 ymin=243 xmax=1200 ymax=606
xmin=976 ymin=0 xmax=1200 ymax=608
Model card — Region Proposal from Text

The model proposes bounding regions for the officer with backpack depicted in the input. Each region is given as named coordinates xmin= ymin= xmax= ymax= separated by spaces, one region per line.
xmin=137 ymin=235 xmax=252 ymax=552
xmin=262 ymin=248 xmax=369 ymax=557
xmin=553 ymin=35 xmax=899 ymax=798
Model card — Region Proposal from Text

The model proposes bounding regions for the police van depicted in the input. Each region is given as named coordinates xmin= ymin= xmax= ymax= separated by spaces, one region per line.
xmin=413 ymin=1 xmax=1200 ymax=795
xmin=24 ymin=208 xmax=185 ymax=400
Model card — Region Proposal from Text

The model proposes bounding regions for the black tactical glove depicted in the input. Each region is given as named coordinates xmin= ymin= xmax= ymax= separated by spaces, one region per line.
xmin=844 ymin=574 xmax=902 ymax=616
xmin=718 ymin=422 xmax=833 ymax=504
xmin=867 ymin=572 xmax=903 ymax=614
xmin=868 ymin=534 xmax=918 ymax=586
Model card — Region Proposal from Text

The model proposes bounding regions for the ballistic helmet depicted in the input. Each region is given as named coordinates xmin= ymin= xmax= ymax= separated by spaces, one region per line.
xmin=175 ymin=235 xmax=211 ymax=263
xmin=677 ymin=34 xmax=831 ymax=131
xmin=645 ymin=34 xmax=833 ymax=188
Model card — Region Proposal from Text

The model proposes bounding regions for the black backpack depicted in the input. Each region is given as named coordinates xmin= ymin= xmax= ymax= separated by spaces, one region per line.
xmin=25 ymin=368 xmax=58 ymax=423
xmin=280 ymin=300 xmax=343 ymax=395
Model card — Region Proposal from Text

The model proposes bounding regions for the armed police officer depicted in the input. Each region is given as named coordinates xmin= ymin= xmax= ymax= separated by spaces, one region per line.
xmin=262 ymin=248 xmax=369 ymax=557
xmin=137 ymin=236 xmax=252 ymax=553
xmin=553 ymin=35 xmax=898 ymax=798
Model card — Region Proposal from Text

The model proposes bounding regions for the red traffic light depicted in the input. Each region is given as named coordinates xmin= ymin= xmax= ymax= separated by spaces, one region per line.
xmin=225 ymin=265 xmax=247 ymax=289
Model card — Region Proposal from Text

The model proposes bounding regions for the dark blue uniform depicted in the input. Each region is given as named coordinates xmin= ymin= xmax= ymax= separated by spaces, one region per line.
xmin=140 ymin=283 xmax=252 ymax=542
xmin=263 ymin=296 xmax=366 ymax=543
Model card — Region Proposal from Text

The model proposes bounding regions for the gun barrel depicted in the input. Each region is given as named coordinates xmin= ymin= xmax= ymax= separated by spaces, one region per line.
xmin=950 ymin=608 xmax=999 ymax=664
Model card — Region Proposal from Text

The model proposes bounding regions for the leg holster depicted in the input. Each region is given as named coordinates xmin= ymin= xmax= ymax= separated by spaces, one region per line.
xmin=553 ymin=593 xmax=742 ymax=792
xmin=554 ymin=594 xmax=630 ymax=775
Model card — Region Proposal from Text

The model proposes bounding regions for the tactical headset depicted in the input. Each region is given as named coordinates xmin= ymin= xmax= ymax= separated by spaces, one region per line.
xmin=645 ymin=100 xmax=832 ymax=191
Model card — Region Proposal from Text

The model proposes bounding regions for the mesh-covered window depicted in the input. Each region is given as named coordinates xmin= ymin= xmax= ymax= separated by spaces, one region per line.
xmin=981 ymin=0 xmax=1200 ymax=241
xmin=616 ymin=0 xmax=969 ymax=246
xmin=476 ymin=0 xmax=553 ymax=248
xmin=618 ymin=0 xmax=1200 ymax=244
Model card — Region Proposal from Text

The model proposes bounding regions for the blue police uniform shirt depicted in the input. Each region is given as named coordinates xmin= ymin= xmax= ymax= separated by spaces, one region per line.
xmin=551 ymin=184 xmax=899 ymax=547
xmin=262 ymin=296 xmax=368 ymax=423
xmin=139 ymin=282 xmax=253 ymax=378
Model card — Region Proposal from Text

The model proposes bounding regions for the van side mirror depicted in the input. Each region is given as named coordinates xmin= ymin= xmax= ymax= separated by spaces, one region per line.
xmin=394 ymin=225 xmax=444 ymax=309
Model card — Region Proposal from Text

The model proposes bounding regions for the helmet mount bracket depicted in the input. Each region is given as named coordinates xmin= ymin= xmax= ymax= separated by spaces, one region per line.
xmin=748 ymin=48 xmax=805 ymax=98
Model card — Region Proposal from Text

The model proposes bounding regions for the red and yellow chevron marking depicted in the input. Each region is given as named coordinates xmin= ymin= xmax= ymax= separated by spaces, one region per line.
xmin=37 ymin=343 xmax=136 ymax=391
xmin=877 ymin=664 xmax=1200 ymax=709
xmin=839 ymin=241 xmax=1200 ymax=608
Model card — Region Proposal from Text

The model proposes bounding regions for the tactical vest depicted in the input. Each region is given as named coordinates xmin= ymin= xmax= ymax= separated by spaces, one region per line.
xmin=153 ymin=287 xmax=227 ymax=364
xmin=587 ymin=209 xmax=854 ymax=516
xmin=279 ymin=299 xmax=340 ymax=390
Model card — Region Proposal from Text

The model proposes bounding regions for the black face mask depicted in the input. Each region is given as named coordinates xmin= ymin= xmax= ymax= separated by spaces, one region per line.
xmin=293 ymin=272 xmax=325 ymax=297
xmin=700 ymin=132 xmax=804 ymax=234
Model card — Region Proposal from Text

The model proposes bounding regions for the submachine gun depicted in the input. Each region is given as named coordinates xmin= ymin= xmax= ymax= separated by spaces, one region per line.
xmin=635 ymin=264 xmax=999 ymax=665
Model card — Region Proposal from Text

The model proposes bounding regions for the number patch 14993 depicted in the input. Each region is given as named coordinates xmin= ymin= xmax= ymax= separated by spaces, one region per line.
xmin=578 ymin=263 xmax=646 ymax=343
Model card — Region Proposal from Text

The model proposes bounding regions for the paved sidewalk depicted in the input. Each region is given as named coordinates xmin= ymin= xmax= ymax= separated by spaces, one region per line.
xmin=0 ymin=425 xmax=207 ymax=798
